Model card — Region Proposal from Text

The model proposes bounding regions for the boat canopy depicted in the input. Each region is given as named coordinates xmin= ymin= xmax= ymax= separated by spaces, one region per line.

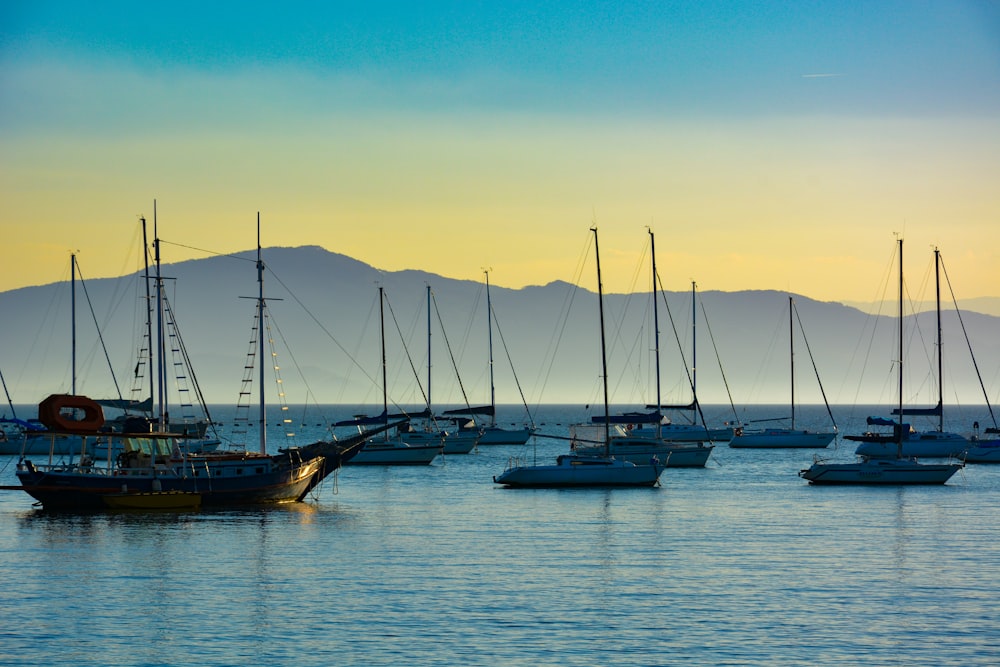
xmin=866 ymin=416 xmax=907 ymax=428
xmin=442 ymin=405 xmax=495 ymax=417
xmin=0 ymin=417 xmax=45 ymax=432
xmin=891 ymin=401 xmax=943 ymax=417
xmin=591 ymin=411 xmax=662 ymax=425
xmin=645 ymin=400 xmax=698 ymax=411
xmin=95 ymin=397 xmax=154 ymax=412
xmin=334 ymin=408 xmax=430 ymax=427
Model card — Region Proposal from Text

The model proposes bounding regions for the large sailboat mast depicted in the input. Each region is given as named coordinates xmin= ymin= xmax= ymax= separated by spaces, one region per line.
xmin=789 ymin=296 xmax=796 ymax=430
xmin=649 ymin=229 xmax=662 ymax=439
xmin=897 ymin=237 xmax=905 ymax=459
xmin=485 ymin=270 xmax=497 ymax=428
xmin=256 ymin=213 xmax=266 ymax=454
xmin=592 ymin=227 xmax=611 ymax=456
xmin=154 ymin=201 xmax=167 ymax=431
xmin=71 ymin=253 xmax=77 ymax=395
xmin=934 ymin=247 xmax=943 ymax=433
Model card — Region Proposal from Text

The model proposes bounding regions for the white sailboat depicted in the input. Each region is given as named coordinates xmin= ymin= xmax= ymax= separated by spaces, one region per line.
xmin=445 ymin=270 xmax=535 ymax=446
xmin=852 ymin=247 xmax=967 ymax=459
xmin=494 ymin=227 xmax=664 ymax=488
xmin=730 ymin=296 xmax=838 ymax=448
xmin=401 ymin=284 xmax=479 ymax=454
xmin=572 ymin=229 xmax=713 ymax=467
xmin=963 ymin=424 xmax=1000 ymax=463
xmin=343 ymin=287 xmax=443 ymax=466
xmin=800 ymin=238 xmax=964 ymax=485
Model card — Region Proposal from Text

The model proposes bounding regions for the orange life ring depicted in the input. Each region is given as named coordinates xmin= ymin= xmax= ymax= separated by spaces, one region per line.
xmin=37 ymin=394 xmax=106 ymax=434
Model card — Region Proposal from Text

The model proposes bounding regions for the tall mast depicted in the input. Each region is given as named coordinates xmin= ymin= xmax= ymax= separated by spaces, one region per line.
xmin=789 ymin=295 xmax=795 ymax=429
xmin=691 ymin=281 xmax=697 ymax=399
xmin=71 ymin=253 xmax=77 ymax=395
xmin=256 ymin=213 xmax=266 ymax=454
xmin=934 ymin=247 xmax=943 ymax=433
xmin=154 ymin=200 xmax=166 ymax=431
xmin=379 ymin=287 xmax=388 ymax=433
xmin=426 ymin=284 xmax=432 ymax=416
xmin=592 ymin=227 xmax=610 ymax=455
xmin=486 ymin=270 xmax=497 ymax=427
xmin=897 ymin=237 xmax=904 ymax=459
xmin=141 ymin=216 xmax=154 ymax=413
xmin=649 ymin=229 xmax=662 ymax=438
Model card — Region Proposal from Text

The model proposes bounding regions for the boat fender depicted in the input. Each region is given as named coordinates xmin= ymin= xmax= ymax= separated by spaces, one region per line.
xmin=37 ymin=394 xmax=106 ymax=434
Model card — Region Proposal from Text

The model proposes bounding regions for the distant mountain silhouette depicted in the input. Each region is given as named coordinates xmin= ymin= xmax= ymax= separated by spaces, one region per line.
xmin=2 ymin=246 xmax=998 ymax=424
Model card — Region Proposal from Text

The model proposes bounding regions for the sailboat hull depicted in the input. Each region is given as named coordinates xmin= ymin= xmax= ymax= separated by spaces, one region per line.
xmin=494 ymin=455 xmax=662 ymax=488
xmin=961 ymin=440 xmax=1000 ymax=463
xmin=730 ymin=429 xmax=836 ymax=449
xmin=347 ymin=440 xmax=442 ymax=465
xmin=476 ymin=426 xmax=534 ymax=446
xmin=576 ymin=438 xmax=713 ymax=468
xmin=853 ymin=432 xmax=968 ymax=459
xmin=15 ymin=456 xmax=326 ymax=510
xmin=799 ymin=458 xmax=963 ymax=484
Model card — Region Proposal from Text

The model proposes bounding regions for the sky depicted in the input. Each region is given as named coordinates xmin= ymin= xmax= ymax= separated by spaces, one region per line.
xmin=1 ymin=1 xmax=998 ymax=301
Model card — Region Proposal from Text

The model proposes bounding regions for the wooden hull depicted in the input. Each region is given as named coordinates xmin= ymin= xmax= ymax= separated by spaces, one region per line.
xmin=103 ymin=491 xmax=202 ymax=510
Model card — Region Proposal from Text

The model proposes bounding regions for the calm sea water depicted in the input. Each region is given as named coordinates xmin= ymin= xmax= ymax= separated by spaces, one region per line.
xmin=1 ymin=404 xmax=998 ymax=666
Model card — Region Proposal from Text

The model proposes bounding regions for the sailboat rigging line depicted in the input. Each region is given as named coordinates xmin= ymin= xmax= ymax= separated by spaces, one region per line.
xmin=531 ymin=231 xmax=591 ymax=405
xmin=383 ymin=291 xmax=430 ymax=411
xmin=264 ymin=267 xmax=382 ymax=391
xmin=940 ymin=253 xmax=998 ymax=429
xmin=487 ymin=301 xmax=535 ymax=428
xmin=159 ymin=292 xmax=218 ymax=435
xmin=158 ymin=239 xmax=257 ymax=262
xmin=74 ymin=263 xmax=127 ymax=404
xmin=699 ymin=300 xmax=739 ymax=424
xmin=792 ymin=301 xmax=838 ymax=432
xmin=430 ymin=291 xmax=474 ymax=411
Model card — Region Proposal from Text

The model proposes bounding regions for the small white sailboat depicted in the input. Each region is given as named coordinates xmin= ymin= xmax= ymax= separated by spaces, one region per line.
xmin=852 ymin=248 xmax=967 ymax=459
xmin=731 ymin=296 xmax=838 ymax=448
xmin=571 ymin=229 xmax=713 ymax=468
xmin=963 ymin=435 xmax=1000 ymax=463
xmin=444 ymin=270 xmax=535 ymax=446
xmin=800 ymin=238 xmax=963 ymax=485
xmin=494 ymin=227 xmax=664 ymax=488
xmin=344 ymin=287 xmax=442 ymax=466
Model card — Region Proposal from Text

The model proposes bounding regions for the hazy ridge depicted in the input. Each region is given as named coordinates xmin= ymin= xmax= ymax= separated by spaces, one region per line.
xmin=2 ymin=245 xmax=997 ymax=411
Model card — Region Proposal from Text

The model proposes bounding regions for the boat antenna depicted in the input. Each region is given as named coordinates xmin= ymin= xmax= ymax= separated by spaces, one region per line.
xmin=592 ymin=227 xmax=610 ymax=455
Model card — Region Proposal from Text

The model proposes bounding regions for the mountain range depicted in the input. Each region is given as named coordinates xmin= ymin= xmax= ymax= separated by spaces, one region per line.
xmin=2 ymin=245 xmax=998 ymax=424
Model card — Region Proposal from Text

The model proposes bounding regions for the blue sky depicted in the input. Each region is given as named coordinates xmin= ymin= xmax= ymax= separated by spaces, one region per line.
xmin=1 ymin=1 xmax=998 ymax=299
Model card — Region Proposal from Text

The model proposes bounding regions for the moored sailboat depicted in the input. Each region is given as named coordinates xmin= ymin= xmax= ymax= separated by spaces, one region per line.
xmin=851 ymin=247 xmax=967 ymax=459
xmin=11 ymin=215 xmax=375 ymax=508
xmin=494 ymin=227 xmax=663 ymax=488
xmin=800 ymin=238 xmax=963 ymax=485
xmin=571 ymin=229 xmax=712 ymax=468
xmin=730 ymin=296 xmax=838 ymax=448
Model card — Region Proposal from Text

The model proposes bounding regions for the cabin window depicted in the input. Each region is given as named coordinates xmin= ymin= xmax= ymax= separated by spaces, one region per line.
xmin=256 ymin=467 xmax=264 ymax=474
xmin=236 ymin=468 xmax=243 ymax=475
xmin=215 ymin=470 xmax=221 ymax=476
